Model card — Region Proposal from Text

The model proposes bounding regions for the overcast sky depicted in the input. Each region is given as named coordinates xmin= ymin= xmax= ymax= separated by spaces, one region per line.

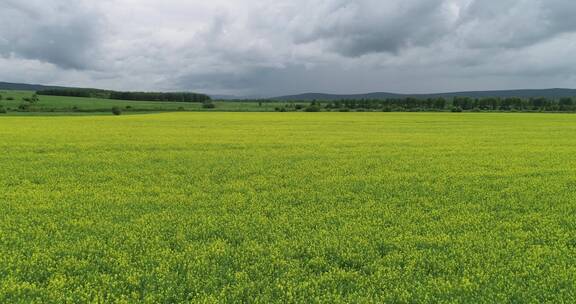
xmin=1 ymin=0 xmax=576 ymax=96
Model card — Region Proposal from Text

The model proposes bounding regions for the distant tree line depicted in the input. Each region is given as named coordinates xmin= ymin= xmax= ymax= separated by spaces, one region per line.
xmin=313 ymin=96 xmax=576 ymax=112
xmin=37 ymin=89 xmax=211 ymax=103
xmin=36 ymin=89 xmax=110 ymax=98
xmin=109 ymin=91 xmax=210 ymax=102
xmin=37 ymin=89 xmax=90 ymax=98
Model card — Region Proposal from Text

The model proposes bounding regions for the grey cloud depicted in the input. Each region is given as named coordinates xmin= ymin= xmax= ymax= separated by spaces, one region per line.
xmin=284 ymin=0 xmax=576 ymax=58
xmin=290 ymin=0 xmax=453 ymax=57
xmin=0 ymin=1 xmax=102 ymax=69
xmin=458 ymin=0 xmax=576 ymax=49
xmin=176 ymin=66 xmax=321 ymax=96
xmin=2 ymin=0 xmax=576 ymax=96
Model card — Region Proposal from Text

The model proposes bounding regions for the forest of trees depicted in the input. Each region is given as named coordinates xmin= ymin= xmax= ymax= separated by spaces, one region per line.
xmin=36 ymin=89 xmax=110 ymax=98
xmin=316 ymin=96 xmax=576 ymax=112
xmin=10 ymin=89 xmax=576 ymax=113
xmin=108 ymin=91 xmax=210 ymax=102
xmin=37 ymin=89 xmax=211 ymax=103
xmin=37 ymin=89 xmax=89 ymax=97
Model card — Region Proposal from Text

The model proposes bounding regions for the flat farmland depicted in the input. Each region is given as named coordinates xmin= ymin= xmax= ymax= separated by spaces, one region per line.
xmin=1 ymin=113 xmax=576 ymax=302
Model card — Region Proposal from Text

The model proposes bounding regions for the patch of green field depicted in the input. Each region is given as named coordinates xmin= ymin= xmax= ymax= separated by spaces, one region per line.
xmin=0 ymin=90 xmax=300 ymax=113
xmin=1 ymin=113 xmax=576 ymax=302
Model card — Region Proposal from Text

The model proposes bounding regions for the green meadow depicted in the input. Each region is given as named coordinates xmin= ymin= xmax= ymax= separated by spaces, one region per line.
xmin=1 ymin=112 xmax=576 ymax=302
xmin=0 ymin=91 xmax=307 ymax=113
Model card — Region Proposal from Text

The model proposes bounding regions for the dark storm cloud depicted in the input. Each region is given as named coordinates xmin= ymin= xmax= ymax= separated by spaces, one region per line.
xmin=290 ymin=0 xmax=454 ymax=57
xmin=287 ymin=0 xmax=576 ymax=57
xmin=459 ymin=0 xmax=576 ymax=49
xmin=0 ymin=1 xmax=102 ymax=70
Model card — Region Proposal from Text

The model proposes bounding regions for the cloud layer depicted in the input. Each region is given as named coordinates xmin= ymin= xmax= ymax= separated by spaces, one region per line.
xmin=1 ymin=0 xmax=576 ymax=96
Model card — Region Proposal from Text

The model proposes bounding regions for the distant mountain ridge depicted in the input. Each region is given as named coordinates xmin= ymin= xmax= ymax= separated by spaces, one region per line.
xmin=3 ymin=81 xmax=576 ymax=100
xmin=0 ymin=81 xmax=80 ymax=91
xmin=272 ymin=88 xmax=576 ymax=100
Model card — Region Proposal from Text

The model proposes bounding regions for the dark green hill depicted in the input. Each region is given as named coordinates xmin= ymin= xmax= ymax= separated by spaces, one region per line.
xmin=273 ymin=88 xmax=576 ymax=100
xmin=0 ymin=81 xmax=77 ymax=91
xmin=0 ymin=81 xmax=210 ymax=102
